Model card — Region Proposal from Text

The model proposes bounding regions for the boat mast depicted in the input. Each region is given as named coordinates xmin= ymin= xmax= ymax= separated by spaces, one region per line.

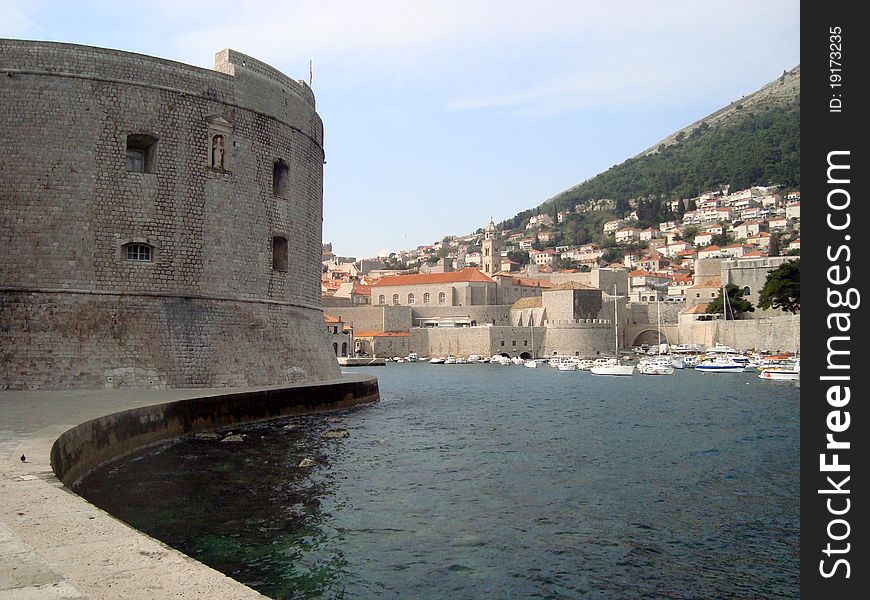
xmin=613 ymin=284 xmax=619 ymax=360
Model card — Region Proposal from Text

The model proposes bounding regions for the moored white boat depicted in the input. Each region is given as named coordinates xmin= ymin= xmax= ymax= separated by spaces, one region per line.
xmin=523 ymin=359 xmax=538 ymax=368
xmin=591 ymin=362 xmax=635 ymax=376
xmin=759 ymin=359 xmax=799 ymax=380
xmin=637 ymin=358 xmax=675 ymax=375
xmin=557 ymin=361 xmax=577 ymax=371
xmin=429 ymin=357 xmax=445 ymax=364
xmin=694 ymin=356 xmax=745 ymax=373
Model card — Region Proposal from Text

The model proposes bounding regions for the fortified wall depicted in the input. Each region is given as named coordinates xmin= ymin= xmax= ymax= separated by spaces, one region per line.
xmin=0 ymin=40 xmax=340 ymax=389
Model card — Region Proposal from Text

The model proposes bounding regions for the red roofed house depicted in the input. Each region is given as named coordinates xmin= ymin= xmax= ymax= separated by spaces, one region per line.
xmin=371 ymin=267 xmax=497 ymax=307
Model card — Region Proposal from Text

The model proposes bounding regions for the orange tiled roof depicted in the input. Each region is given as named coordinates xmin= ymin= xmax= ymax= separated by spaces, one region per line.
xmin=683 ymin=303 xmax=711 ymax=314
xmin=689 ymin=277 xmax=722 ymax=289
xmin=324 ymin=315 xmax=341 ymax=323
xmin=511 ymin=297 xmax=543 ymax=309
xmin=371 ymin=267 xmax=494 ymax=287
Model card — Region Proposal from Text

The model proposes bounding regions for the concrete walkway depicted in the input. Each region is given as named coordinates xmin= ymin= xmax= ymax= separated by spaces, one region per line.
xmin=0 ymin=375 xmax=375 ymax=599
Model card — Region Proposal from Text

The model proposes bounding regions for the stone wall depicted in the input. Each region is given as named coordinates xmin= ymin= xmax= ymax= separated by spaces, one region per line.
xmin=1 ymin=40 xmax=339 ymax=389
xmin=626 ymin=302 xmax=684 ymax=326
xmin=676 ymin=314 xmax=800 ymax=352
xmin=324 ymin=305 xmax=413 ymax=333
xmin=411 ymin=305 xmax=511 ymax=326
xmin=721 ymin=256 xmax=796 ymax=319
xmin=537 ymin=325 xmax=614 ymax=357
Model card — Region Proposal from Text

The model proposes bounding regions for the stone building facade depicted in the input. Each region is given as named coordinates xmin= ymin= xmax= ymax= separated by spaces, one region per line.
xmin=1 ymin=40 xmax=340 ymax=389
xmin=371 ymin=268 xmax=498 ymax=307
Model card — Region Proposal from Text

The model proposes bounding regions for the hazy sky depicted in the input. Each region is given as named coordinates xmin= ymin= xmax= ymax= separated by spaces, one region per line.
xmin=2 ymin=1 xmax=800 ymax=258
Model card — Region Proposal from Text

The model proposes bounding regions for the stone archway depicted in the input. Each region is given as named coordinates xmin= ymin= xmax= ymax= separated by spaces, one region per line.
xmin=519 ymin=351 xmax=532 ymax=360
xmin=499 ymin=352 xmax=511 ymax=358
xmin=631 ymin=329 xmax=669 ymax=346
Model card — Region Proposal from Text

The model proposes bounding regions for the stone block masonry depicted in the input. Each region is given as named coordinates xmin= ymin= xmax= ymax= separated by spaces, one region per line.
xmin=0 ymin=40 xmax=340 ymax=389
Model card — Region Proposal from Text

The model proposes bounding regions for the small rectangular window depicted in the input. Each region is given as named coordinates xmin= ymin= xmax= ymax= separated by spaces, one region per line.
xmin=273 ymin=160 xmax=290 ymax=197
xmin=126 ymin=134 xmax=157 ymax=173
xmin=272 ymin=236 xmax=288 ymax=271
xmin=125 ymin=243 xmax=152 ymax=261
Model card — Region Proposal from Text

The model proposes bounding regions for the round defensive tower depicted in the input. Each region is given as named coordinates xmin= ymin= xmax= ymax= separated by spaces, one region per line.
xmin=0 ymin=40 xmax=341 ymax=389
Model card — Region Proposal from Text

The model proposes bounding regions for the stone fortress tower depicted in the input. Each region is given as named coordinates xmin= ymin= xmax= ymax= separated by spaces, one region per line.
xmin=0 ymin=40 xmax=341 ymax=389
xmin=481 ymin=218 xmax=501 ymax=275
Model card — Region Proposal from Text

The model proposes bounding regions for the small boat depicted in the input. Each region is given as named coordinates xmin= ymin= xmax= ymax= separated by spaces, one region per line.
xmin=637 ymin=360 xmax=674 ymax=375
xmin=523 ymin=359 xmax=538 ymax=368
xmin=445 ymin=354 xmax=457 ymax=364
xmin=511 ymin=356 xmax=524 ymax=365
xmin=759 ymin=359 xmax=799 ymax=381
xmin=557 ymin=361 xmax=577 ymax=371
xmin=406 ymin=353 xmax=419 ymax=362
xmin=497 ymin=356 xmax=513 ymax=366
xmin=576 ymin=359 xmax=595 ymax=371
xmin=455 ymin=357 xmax=467 ymax=364
xmin=429 ymin=357 xmax=445 ymax=364
xmin=467 ymin=355 xmax=481 ymax=363
xmin=694 ymin=356 xmax=745 ymax=373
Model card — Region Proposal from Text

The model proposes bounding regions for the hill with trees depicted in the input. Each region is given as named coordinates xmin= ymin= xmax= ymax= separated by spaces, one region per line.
xmin=499 ymin=66 xmax=800 ymax=234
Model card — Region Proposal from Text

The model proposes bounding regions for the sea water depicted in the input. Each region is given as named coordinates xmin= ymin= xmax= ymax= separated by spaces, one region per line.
xmin=76 ymin=363 xmax=799 ymax=599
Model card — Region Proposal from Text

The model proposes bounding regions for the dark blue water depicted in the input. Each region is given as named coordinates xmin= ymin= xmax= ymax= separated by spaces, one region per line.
xmin=76 ymin=364 xmax=799 ymax=599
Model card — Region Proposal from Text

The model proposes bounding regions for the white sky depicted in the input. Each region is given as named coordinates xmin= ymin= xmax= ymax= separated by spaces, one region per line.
xmin=1 ymin=0 xmax=800 ymax=258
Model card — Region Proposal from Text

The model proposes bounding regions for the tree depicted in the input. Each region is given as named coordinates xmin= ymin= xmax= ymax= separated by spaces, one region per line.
xmin=507 ymin=250 xmax=530 ymax=268
xmin=768 ymin=232 xmax=781 ymax=256
xmin=707 ymin=283 xmax=755 ymax=319
xmin=758 ymin=259 xmax=800 ymax=313
xmin=710 ymin=232 xmax=734 ymax=247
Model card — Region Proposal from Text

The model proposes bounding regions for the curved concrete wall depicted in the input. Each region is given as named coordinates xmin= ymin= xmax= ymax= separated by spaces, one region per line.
xmin=51 ymin=376 xmax=379 ymax=486
xmin=0 ymin=39 xmax=339 ymax=389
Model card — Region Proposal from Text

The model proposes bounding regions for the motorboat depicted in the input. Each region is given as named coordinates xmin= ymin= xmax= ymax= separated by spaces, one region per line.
xmin=467 ymin=355 xmax=481 ymax=363
xmin=429 ymin=357 xmax=445 ymax=364
xmin=445 ymin=354 xmax=457 ymax=364
xmin=637 ymin=360 xmax=675 ymax=375
xmin=406 ymin=353 xmax=419 ymax=362
xmin=694 ymin=356 xmax=745 ymax=373
xmin=759 ymin=359 xmax=800 ymax=381
xmin=557 ymin=361 xmax=577 ymax=371
xmin=576 ymin=359 xmax=595 ymax=371
xmin=523 ymin=359 xmax=538 ymax=368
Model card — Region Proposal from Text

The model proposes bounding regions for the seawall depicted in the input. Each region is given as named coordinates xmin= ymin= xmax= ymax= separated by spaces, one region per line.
xmin=1 ymin=374 xmax=378 ymax=598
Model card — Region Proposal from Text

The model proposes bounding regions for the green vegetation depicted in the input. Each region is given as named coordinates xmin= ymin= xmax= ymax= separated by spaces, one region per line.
xmin=758 ymin=259 xmax=800 ymax=313
xmin=552 ymin=106 xmax=798 ymax=210
xmin=498 ymin=102 xmax=799 ymax=244
xmin=708 ymin=283 xmax=755 ymax=319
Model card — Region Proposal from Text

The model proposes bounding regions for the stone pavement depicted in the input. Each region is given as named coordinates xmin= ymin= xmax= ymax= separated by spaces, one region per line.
xmin=0 ymin=375 xmax=375 ymax=599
